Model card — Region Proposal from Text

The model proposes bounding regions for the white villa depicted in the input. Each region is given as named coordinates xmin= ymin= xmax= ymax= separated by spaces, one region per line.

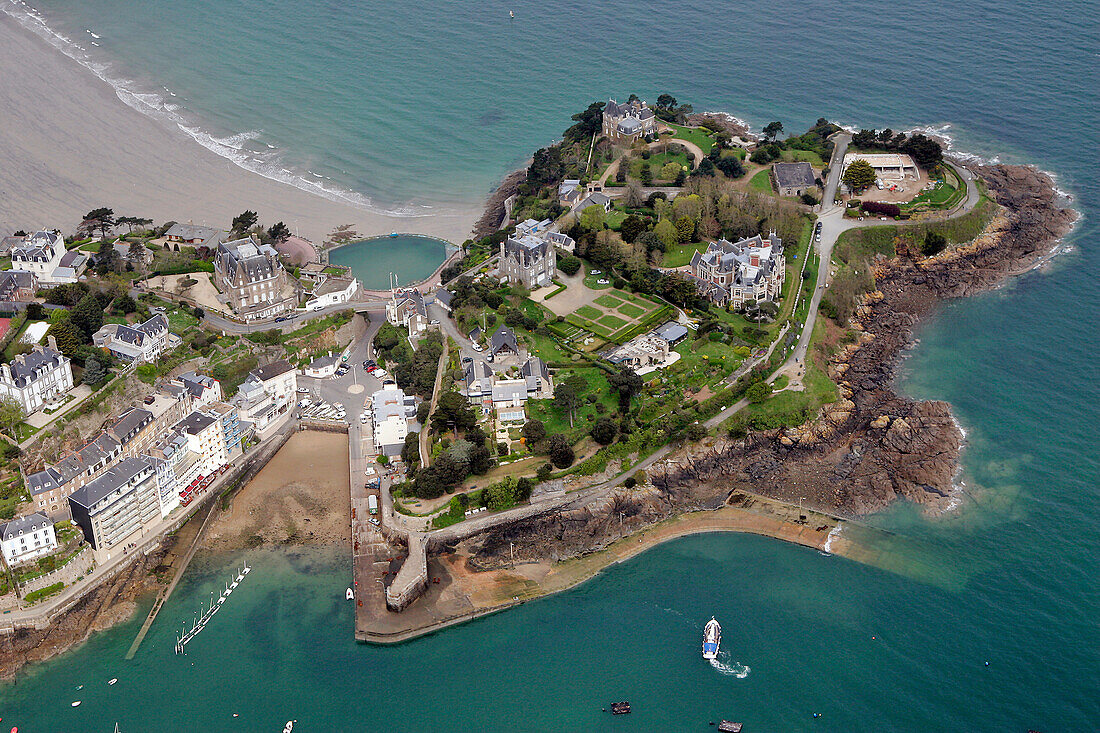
xmin=92 ymin=314 xmax=180 ymax=363
xmin=0 ymin=340 xmax=74 ymax=415
xmin=0 ymin=512 xmax=57 ymax=565
xmin=10 ymin=230 xmax=78 ymax=284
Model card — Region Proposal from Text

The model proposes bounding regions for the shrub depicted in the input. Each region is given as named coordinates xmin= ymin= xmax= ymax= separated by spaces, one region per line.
xmin=862 ymin=200 xmax=901 ymax=217
xmin=558 ymin=256 xmax=582 ymax=276
xmin=922 ymin=232 xmax=947 ymax=256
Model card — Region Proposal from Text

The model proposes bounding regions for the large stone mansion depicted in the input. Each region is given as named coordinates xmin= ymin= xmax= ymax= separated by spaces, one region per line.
xmin=689 ymin=233 xmax=785 ymax=308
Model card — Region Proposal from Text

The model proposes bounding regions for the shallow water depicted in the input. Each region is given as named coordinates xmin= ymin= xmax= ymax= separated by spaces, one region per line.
xmin=328 ymin=235 xmax=449 ymax=290
xmin=1 ymin=0 xmax=1098 ymax=728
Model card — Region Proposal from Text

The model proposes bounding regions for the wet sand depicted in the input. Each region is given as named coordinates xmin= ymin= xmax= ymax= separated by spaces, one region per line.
xmin=202 ymin=431 xmax=351 ymax=551
xmin=0 ymin=14 xmax=478 ymax=243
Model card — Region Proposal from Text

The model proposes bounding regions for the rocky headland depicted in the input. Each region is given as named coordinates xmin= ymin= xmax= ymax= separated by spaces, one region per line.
xmin=460 ymin=162 xmax=1078 ymax=566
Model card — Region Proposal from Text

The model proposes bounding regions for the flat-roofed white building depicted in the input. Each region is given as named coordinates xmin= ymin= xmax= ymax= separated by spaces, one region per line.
xmin=371 ymin=385 xmax=417 ymax=457
xmin=842 ymin=152 xmax=920 ymax=180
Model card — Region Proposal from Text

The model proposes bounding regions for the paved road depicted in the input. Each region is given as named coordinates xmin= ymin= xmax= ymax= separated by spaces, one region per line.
xmin=201 ymin=300 xmax=386 ymax=335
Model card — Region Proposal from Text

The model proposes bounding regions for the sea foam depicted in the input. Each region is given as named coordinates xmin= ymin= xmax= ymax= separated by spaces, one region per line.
xmin=0 ymin=0 xmax=435 ymax=219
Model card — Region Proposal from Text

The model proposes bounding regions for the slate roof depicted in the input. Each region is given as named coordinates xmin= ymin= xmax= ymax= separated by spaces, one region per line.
xmin=5 ymin=347 xmax=66 ymax=388
xmin=11 ymin=231 xmax=62 ymax=262
xmin=0 ymin=512 xmax=52 ymax=541
xmin=252 ymin=360 xmax=295 ymax=382
xmin=165 ymin=223 xmax=224 ymax=244
xmin=308 ymin=353 xmax=341 ymax=370
xmin=0 ymin=270 xmax=37 ymax=300
xmin=654 ymin=321 xmax=689 ymax=344
xmin=772 ymin=162 xmax=816 ymax=189
xmin=521 ymin=357 xmax=550 ymax=392
xmin=58 ymin=250 xmax=86 ymax=269
xmin=576 ymin=192 xmax=611 ymax=211
xmin=217 ymin=237 xmax=282 ymax=283
xmin=314 ymin=276 xmax=355 ymax=297
xmin=489 ymin=326 xmax=518 ymax=357
xmin=434 ymin=289 xmax=453 ymax=308
xmin=177 ymin=410 xmax=218 ymax=436
xmin=491 ymin=379 xmax=528 ymax=403
xmin=68 ymin=457 xmax=153 ymax=509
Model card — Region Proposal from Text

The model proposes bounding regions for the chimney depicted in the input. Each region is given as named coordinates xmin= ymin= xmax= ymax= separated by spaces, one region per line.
xmin=47 ymin=334 xmax=58 ymax=352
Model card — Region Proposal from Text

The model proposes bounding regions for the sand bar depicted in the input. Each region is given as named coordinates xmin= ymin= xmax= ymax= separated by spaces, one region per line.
xmin=0 ymin=13 xmax=478 ymax=243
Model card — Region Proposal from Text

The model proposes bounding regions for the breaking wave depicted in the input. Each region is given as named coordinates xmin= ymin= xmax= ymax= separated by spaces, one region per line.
xmin=0 ymin=0 xmax=433 ymax=218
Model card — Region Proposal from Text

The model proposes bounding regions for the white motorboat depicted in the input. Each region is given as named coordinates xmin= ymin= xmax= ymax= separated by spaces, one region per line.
xmin=702 ymin=617 xmax=721 ymax=660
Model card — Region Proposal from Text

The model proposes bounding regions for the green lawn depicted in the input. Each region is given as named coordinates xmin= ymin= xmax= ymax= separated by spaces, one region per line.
xmin=662 ymin=241 xmax=708 ymax=268
xmin=526 ymin=368 xmax=619 ymax=442
xmin=665 ymin=123 xmax=715 ymax=154
xmin=576 ymin=305 xmax=602 ymax=320
xmin=583 ymin=271 xmax=613 ymax=290
xmin=594 ymin=294 xmax=623 ymax=308
xmin=782 ymin=149 xmax=825 ymax=167
xmin=597 ymin=314 xmax=627 ymax=329
xmin=167 ymin=308 xmax=199 ymax=332
xmin=617 ymin=303 xmax=646 ymax=318
xmin=748 ymin=169 xmax=774 ymax=194
xmin=604 ymin=210 xmax=628 ymax=229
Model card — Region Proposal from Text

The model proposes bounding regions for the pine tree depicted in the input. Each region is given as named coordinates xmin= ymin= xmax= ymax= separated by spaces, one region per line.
xmin=47 ymin=321 xmax=83 ymax=356
xmin=70 ymin=293 xmax=103 ymax=339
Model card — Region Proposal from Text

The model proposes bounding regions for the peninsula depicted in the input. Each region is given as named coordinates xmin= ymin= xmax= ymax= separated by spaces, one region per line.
xmin=0 ymin=97 xmax=1076 ymax=674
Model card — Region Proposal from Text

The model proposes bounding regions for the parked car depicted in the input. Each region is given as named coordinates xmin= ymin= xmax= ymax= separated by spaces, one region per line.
xmin=297 ymin=387 xmax=309 ymax=393
xmin=461 ymin=356 xmax=472 ymax=364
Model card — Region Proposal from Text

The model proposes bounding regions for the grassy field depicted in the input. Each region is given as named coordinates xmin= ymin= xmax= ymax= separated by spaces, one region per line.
xmin=662 ymin=241 xmax=708 ymax=268
xmin=576 ymin=305 xmax=602 ymax=320
xmin=665 ymin=123 xmax=715 ymax=153
xmin=782 ymin=149 xmax=825 ymax=167
xmin=567 ymin=288 xmax=668 ymax=343
xmin=526 ymin=367 xmax=619 ymax=442
xmin=749 ymin=169 xmax=774 ymax=194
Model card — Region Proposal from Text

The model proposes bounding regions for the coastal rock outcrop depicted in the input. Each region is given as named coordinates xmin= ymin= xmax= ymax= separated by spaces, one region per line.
xmin=464 ymin=163 xmax=1076 ymax=567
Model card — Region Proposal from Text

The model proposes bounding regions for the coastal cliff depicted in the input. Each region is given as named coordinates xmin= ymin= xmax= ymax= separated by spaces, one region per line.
xmin=462 ymin=163 xmax=1077 ymax=565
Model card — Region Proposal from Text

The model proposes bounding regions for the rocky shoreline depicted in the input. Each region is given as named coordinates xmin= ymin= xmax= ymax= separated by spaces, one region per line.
xmin=461 ymin=162 xmax=1077 ymax=566
xmin=0 ymin=545 xmax=169 ymax=681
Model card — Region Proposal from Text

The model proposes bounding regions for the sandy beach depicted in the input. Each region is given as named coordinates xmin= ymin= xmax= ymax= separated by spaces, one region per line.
xmin=202 ymin=431 xmax=351 ymax=551
xmin=0 ymin=13 xmax=479 ymax=243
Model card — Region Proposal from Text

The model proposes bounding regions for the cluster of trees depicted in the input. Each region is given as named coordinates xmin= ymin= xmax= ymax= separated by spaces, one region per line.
xmin=372 ymin=325 xmax=445 ymax=398
xmin=850 ymin=129 xmax=943 ymax=169
xmin=230 ymin=210 xmax=292 ymax=244
xmin=693 ymin=144 xmax=745 ymax=180
xmin=519 ymin=419 xmax=576 ymax=468
xmin=750 ymin=118 xmax=838 ymax=167
xmin=651 ymin=94 xmax=694 ymax=124
xmin=566 ymin=177 xmax=804 ymax=312
xmin=407 ymin=419 xmax=493 ymax=499
xmin=78 ymin=208 xmax=153 ymax=240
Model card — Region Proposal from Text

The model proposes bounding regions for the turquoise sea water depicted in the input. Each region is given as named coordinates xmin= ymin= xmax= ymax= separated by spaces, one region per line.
xmin=328 ymin=235 xmax=448 ymax=290
xmin=1 ymin=0 xmax=1098 ymax=729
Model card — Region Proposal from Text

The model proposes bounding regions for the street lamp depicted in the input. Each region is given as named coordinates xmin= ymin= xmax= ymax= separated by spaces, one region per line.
xmin=799 ymin=497 xmax=806 ymax=523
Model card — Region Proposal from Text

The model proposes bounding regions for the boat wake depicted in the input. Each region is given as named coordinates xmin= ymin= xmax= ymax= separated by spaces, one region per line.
xmin=709 ymin=652 xmax=750 ymax=679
